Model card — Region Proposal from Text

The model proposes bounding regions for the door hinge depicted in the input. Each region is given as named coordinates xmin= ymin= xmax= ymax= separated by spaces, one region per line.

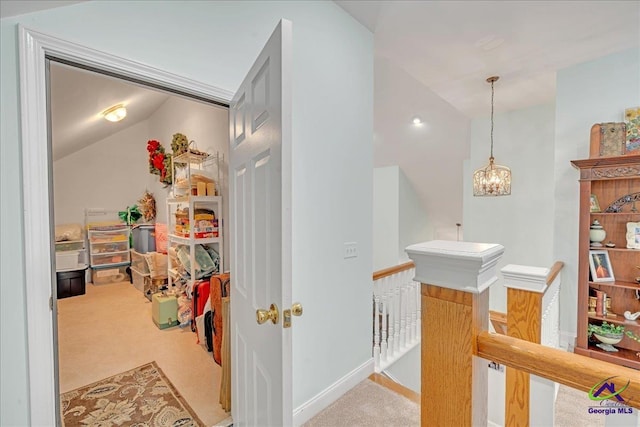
xmin=50 ymin=296 xmax=53 ymax=311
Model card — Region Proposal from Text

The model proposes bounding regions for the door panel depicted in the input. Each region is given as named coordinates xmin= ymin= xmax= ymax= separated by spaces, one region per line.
xmin=230 ymin=19 xmax=292 ymax=427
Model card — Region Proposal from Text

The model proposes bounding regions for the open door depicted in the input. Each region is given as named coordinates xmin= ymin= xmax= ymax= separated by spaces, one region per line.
xmin=229 ymin=20 xmax=293 ymax=426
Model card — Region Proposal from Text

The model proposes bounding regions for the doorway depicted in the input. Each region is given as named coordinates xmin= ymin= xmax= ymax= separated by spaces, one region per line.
xmin=17 ymin=23 xmax=236 ymax=422
xmin=49 ymin=59 xmax=231 ymax=425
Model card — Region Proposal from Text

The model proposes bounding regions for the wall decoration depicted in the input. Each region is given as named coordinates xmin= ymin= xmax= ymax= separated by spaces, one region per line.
xmin=138 ymin=191 xmax=157 ymax=223
xmin=589 ymin=250 xmax=615 ymax=282
xmin=625 ymin=107 xmax=640 ymax=154
xmin=147 ymin=139 xmax=172 ymax=185
xmin=604 ymin=192 xmax=640 ymax=213
xmin=171 ymin=132 xmax=189 ymax=156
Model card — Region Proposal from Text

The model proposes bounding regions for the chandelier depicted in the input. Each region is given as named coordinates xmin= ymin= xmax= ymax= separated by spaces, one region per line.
xmin=473 ymin=76 xmax=511 ymax=196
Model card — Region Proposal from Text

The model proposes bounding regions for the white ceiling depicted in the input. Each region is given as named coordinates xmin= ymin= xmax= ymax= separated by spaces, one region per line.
xmin=337 ymin=0 xmax=640 ymax=117
xmin=49 ymin=63 xmax=170 ymax=160
xmin=0 ymin=1 xmax=85 ymax=18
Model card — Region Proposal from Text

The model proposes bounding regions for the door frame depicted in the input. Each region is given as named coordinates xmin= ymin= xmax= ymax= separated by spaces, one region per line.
xmin=18 ymin=25 xmax=234 ymax=426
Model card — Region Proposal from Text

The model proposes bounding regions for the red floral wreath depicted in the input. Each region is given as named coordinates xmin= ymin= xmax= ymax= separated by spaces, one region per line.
xmin=147 ymin=139 xmax=172 ymax=185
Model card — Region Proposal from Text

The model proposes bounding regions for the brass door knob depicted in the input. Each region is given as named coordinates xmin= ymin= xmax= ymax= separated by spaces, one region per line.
xmin=291 ymin=302 xmax=303 ymax=317
xmin=283 ymin=303 xmax=303 ymax=328
xmin=256 ymin=303 xmax=279 ymax=325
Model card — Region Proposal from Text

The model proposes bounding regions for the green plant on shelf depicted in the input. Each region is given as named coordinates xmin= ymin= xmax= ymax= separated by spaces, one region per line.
xmin=588 ymin=321 xmax=625 ymax=338
xmin=626 ymin=330 xmax=640 ymax=342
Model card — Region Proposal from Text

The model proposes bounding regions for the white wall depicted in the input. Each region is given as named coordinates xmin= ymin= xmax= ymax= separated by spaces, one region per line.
xmin=373 ymin=166 xmax=400 ymax=271
xmin=0 ymin=2 xmax=373 ymax=424
xmin=374 ymin=57 xmax=469 ymax=241
xmin=53 ymin=120 xmax=155 ymax=225
xmin=289 ymin=2 xmax=373 ymax=413
xmin=463 ymin=103 xmax=556 ymax=313
xmin=554 ymin=47 xmax=640 ymax=340
xmin=373 ymin=166 xmax=431 ymax=271
xmin=384 ymin=345 xmax=421 ymax=393
xmin=398 ymin=169 xmax=432 ymax=260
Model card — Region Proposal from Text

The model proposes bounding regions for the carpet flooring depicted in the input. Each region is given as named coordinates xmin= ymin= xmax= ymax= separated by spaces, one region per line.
xmin=57 ymin=281 xmax=229 ymax=426
xmin=303 ymin=379 xmax=419 ymax=427
xmin=304 ymin=378 xmax=612 ymax=426
xmin=60 ymin=361 xmax=205 ymax=426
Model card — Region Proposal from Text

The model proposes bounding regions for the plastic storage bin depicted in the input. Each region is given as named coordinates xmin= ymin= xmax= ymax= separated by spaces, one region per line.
xmin=132 ymin=225 xmax=156 ymax=253
xmin=92 ymin=266 xmax=129 ymax=285
xmin=131 ymin=267 xmax=150 ymax=293
xmin=56 ymin=250 xmax=80 ymax=270
xmin=130 ymin=249 xmax=151 ymax=275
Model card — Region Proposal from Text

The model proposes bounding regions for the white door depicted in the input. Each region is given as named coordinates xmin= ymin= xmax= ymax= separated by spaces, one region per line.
xmin=229 ymin=19 xmax=293 ymax=427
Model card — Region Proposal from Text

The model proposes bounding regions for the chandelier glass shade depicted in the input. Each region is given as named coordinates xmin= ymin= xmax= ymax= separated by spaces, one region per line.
xmin=473 ymin=76 xmax=511 ymax=197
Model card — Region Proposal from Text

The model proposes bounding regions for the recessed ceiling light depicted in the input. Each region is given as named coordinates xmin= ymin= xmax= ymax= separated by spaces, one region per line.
xmin=412 ymin=116 xmax=423 ymax=125
xmin=102 ymin=104 xmax=127 ymax=122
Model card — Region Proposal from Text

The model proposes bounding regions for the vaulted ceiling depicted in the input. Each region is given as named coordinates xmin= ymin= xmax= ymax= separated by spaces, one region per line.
xmin=4 ymin=1 xmax=639 ymax=237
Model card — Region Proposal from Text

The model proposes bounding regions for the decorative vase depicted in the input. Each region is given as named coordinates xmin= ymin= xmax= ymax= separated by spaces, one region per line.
xmin=593 ymin=332 xmax=623 ymax=352
xmin=590 ymin=220 xmax=606 ymax=247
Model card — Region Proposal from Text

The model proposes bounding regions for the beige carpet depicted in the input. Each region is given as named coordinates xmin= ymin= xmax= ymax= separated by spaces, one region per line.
xmin=304 ymin=379 xmax=607 ymax=426
xmin=554 ymin=384 xmax=605 ymax=427
xmin=57 ymin=281 xmax=229 ymax=426
xmin=303 ymin=379 xmax=419 ymax=427
xmin=60 ymin=361 xmax=205 ymax=426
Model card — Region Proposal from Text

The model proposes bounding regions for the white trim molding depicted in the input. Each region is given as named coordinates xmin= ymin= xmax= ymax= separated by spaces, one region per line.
xmin=501 ymin=264 xmax=550 ymax=293
xmin=18 ymin=25 xmax=232 ymax=426
xmin=406 ymin=240 xmax=505 ymax=294
xmin=292 ymin=358 xmax=374 ymax=426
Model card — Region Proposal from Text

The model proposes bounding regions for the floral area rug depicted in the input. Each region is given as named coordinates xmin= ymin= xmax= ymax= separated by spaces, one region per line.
xmin=60 ymin=361 xmax=204 ymax=426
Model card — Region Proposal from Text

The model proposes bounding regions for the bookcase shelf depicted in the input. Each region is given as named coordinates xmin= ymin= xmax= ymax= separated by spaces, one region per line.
xmin=572 ymin=154 xmax=640 ymax=368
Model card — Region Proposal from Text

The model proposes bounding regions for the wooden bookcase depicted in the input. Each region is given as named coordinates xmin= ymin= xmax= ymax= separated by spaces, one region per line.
xmin=571 ymin=155 xmax=640 ymax=369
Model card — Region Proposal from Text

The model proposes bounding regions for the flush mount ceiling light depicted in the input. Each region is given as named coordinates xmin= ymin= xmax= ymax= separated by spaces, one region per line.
xmin=412 ymin=116 xmax=423 ymax=125
xmin=472 ymin=76 xmax=511 ymax=197
xmin=102 ymin=104 xmax=127 ymax=122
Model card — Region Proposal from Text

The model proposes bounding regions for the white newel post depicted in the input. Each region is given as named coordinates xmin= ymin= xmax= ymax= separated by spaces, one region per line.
xmin=406 ymin=240 xmax=504 ymax=427
xmin=501 ymin=264 xmax=559 ymax=427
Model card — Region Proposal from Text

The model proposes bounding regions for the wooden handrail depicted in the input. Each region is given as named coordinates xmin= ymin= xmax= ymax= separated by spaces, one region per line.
xmin=372 ymin=261 xmax=415 ymax=281
xmin=489 ymin=310 xmax=507 ymax=335
xmin=546 ymin=261 xmax=564 ymax=287
xmin=477 ymin=331 xmax=640 ymax=409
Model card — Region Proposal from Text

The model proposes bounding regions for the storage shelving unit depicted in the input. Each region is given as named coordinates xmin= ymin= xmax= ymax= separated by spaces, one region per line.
xmin=572 ymin=154 xmax=640 ymax=369
xmin=167 ymin=151 xmax=224 ymax=287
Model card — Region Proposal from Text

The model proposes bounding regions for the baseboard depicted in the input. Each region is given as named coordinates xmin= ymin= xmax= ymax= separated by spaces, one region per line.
xmin=293 ymin=358 xmax=374 ymax=426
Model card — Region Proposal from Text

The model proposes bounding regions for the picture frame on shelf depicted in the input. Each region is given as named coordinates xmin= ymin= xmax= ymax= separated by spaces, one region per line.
xmin=625 ymin=107 xmax=640 ymax=154
xmin=590 ymin=122 xmax=627 ymax=158
xmin=590 ymin=194 xmax=601 ymax=213
xmin=626 ymin=222 xmax=640 ymax=249
xmin=589 ymin=250 xmax=615 ymax=282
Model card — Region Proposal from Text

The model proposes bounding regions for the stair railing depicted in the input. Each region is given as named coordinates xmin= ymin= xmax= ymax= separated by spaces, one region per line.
xmin=372 ymin=261 xmax=419 ymax=372
xmin=406 ymin=240 xmax=640 ymax=426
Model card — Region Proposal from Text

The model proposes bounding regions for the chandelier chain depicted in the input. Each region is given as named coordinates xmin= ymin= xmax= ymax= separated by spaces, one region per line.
xmin=490 ymin=78 xmax=494 ymax=159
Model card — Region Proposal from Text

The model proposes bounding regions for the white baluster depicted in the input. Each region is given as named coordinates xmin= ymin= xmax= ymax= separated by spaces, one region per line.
xmin=381 ymin=292 xmax=388 ymax=363
xmin=394 ymin=280 xmax=401 ymax=353
xmin=373 ymin=294 xmax=380 ymax=371
xmin=386 ymin=277 xmax=395 ymax=359
xmin=400 ymin=281 xmax=407 ymax=349
xmin=416 ymin=278 xmax=421 ymax=338
xmin=412 ymin=278 xmax=418 ymax=343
